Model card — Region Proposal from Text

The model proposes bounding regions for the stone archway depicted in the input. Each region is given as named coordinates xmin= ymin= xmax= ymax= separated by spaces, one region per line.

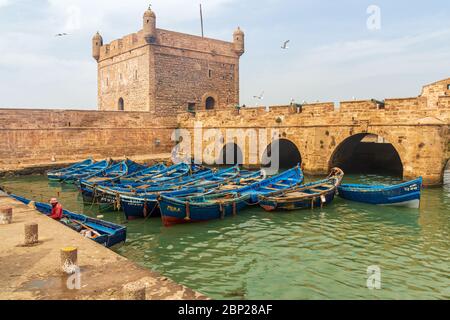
xmin=218 ymin=142 xmax=243 ymax=166
xmin=329 ymin=133 xmax=404 ymax=176
xmin=261 ymin=139 xmax=302 ymax=169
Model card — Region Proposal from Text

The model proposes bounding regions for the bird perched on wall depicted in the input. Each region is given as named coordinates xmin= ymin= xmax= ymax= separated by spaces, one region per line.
xmin=281 ymin=40 xmax=290 ymax=49
xmin=55 ymin=33 xmax=69 ymax=37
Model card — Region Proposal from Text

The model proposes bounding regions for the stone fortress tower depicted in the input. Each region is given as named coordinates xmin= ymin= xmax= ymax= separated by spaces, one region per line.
xmin=92 ymin=6 xmax=244 ymax=115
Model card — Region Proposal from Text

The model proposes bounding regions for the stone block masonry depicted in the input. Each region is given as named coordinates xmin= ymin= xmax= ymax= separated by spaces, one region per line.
xmin=93 ymin=7 xmax=243 ymax=115
xmin=178 ymin=79 xmax=450 ymax=186
xmin=0 ymin=109 xmax=177 ymax=171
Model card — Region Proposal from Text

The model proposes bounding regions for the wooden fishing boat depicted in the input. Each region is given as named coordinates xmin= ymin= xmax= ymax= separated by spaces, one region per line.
xmin=47 ymin=158 xmax=95 ymax=181
xmin=119 ymin=166 xmax=246 ymax=219
xmin=78 ymin=160 xmax=147 ymax=202
xmin=121 ymin=187 xmax=209 ymax=220
xmin=337 ymin=177 xmax=423 ymax=208
xmin=10 ymin=194 xmax=127 ymax=248
xmin=158 ymin=165 xmax=304 ymax=226
xmin=91 ymin=163 xmax=209 ymax=205
xmin=122 ymin=163 xmax=167 ymax=181
xmin=60 ymin=159 xmax=110 ymax=183
xmin=259 ymin=168 xmax=344 ymax=211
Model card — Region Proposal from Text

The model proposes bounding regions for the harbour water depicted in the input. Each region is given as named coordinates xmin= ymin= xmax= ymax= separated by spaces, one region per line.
xmin=1 ymin=174 xmax=449 ymax=300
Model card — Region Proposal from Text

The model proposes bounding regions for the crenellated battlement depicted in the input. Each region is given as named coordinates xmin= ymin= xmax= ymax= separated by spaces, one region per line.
xmin=92 ymin=6 xmax=243 ymax=115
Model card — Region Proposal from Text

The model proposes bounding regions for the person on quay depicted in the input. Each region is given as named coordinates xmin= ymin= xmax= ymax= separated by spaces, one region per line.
xmin=49 ymin=198 xmax=63 ymax=220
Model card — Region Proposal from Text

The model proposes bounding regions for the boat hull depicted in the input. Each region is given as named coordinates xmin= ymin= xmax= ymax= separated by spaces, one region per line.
xmin=120 ymin=197 xmax=160 ymax=220
xmin=260 ymin=190 xmax=337 ymax=211
xmin=159 ymin=196 xmax=250 ymax=227
xmin=337 ymin=178 xmax=422 ymax=208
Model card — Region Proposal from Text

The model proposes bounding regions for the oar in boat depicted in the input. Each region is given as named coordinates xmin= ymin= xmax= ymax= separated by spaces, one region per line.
xmin=69 ymin=219 xmax=101 ymax=238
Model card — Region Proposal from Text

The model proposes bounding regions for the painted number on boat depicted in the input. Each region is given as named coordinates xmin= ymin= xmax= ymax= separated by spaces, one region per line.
xmin=167 ymin=205 xmax=181 ymax=213
xmin=404 ymin=184 xmax=419 ymax=192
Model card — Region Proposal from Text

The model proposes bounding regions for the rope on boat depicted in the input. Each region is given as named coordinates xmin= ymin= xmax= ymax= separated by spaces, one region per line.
xmin=114 ymin=192 xmax=121 ymax=211
xmin=219 ymin=203 xmax=225 ymax=219
xmin=185 ymin=202 xmax=191 ymax=221
xmin=144 ymin=201 xmax=159 ymax=221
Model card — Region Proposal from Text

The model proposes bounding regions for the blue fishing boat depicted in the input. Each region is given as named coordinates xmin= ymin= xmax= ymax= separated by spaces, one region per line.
xmin=158 ymin=165 xmax=304 ymax=226
xmin=91 ymin=163 xmax=208 ymax=205
xmin=60 ymin=159 xmax=110 ymax=183
xmin=47 ymin=158 xmax=95 ymax=181
xmin=121 ymin=187 xmax=208 ymax=220
xmin=119 ymin=166 xmax=245 ymax=219
xmin=259 ymin=168 xmax=344 ymax=211
xmin=10 ymin=194 xmax=127 ymax=248
xmin=121 ymin=163 xmax=167 ymax=181
xmin=78 ymin=160 xmax=147 ymax=202
xmin=337 ymin=177 xmax=423 ymax=208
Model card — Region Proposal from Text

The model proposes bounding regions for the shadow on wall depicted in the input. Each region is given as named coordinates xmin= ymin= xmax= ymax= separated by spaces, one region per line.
xmin=329 ymin=133 xmax=403 ymax=177
xmin=261 ymin=139 xmax=302 ymax=169
xmin=444 ymin=159 xmax=450 ymax=185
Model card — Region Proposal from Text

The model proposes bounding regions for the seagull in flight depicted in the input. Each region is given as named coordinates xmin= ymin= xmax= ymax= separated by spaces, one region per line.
xmin=281 ymin=40 xmax=290 ymax=49
xmin=55 ymin=33 xmax=69 ymax=37
xmin=253 ymin=91 xmax=264 ymax=100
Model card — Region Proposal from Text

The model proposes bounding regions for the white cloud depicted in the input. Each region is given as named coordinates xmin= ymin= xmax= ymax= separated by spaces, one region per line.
xmin=0 ymin=0 xmax=9 ymax=8
xmin=47 ymin=0 xmax=236 ymax=34
xmin=240 ymin=28 xmax=450 ymax=105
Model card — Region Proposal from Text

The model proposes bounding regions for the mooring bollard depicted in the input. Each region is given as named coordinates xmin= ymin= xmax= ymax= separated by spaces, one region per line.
xmin=122 ymin=282 xmax=146 ymax=300
xmin=24 ymin=223 xmax=38 ymax=245
xmin=0 ymin=206 xmax=13 ymax=225
xmin=61 ymin=247 xmax=78 ymax=274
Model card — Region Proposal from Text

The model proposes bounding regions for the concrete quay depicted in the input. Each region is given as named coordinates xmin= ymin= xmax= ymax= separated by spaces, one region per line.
xmin=0 ymin=192 xmax=206 ymax=300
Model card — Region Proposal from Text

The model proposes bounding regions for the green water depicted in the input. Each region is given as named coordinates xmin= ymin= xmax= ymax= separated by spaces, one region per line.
xmin=1 ymin=174 xmax=449 ymax=300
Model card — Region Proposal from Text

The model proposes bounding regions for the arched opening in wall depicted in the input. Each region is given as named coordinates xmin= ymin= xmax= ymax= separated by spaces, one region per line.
xmin=118 ymin=98 xmax=124 ymax=111
xmin=329 ymin=133 xmax=403 ymax=176
xmin=261 ymin=139 xmax=302 ymax=169
xmin=218 ymin=143 xmax=243 ymax=166
xmin=443 ymin=158 xmax=450 ymax=186
xmin=205 ymin=97 xmax=216 ymax=110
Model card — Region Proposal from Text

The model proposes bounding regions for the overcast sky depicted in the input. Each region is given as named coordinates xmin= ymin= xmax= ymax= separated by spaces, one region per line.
xmin=0 ymin=0 xmax=449 ymax=109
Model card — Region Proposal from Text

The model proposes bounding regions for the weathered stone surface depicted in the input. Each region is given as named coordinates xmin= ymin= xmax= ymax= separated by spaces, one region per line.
xmin=0 ymin=196 xmax=207 ymax=300
xmin=24 ymin=223 xmax=38 ymax=245
xmin=122 ymin=281 xmax=147 ymax=300
xmin=95 ymin=8 xmax=243 ymax=115
xmin=179 ymin=79 xmax=450 ymax=186
xmin=0 ymin=109 xmax=176 ymax=171
xmin=0 ymin=206 xmax=12 ymax=225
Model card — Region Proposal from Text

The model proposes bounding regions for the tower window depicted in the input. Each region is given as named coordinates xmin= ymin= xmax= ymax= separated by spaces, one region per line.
xmin=447 ymin=84 xmax=450 ymax=90
xmin=205 ymin=97 xmax=216 ymax=110
xmin=118 ymin=98 xmax=124 ymax=111
xmin=208 ymin=70 xmax=213 ymax=78
xmin=188 ymin=103 xmax=196 ymax=112
xmin=134 ymin=70 xmax=138 ymax=80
